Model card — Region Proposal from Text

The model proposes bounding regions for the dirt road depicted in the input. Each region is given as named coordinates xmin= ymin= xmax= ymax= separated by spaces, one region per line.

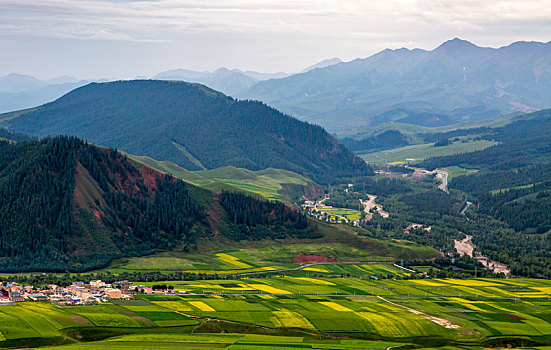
xmin=361 ymin=195 xmax=389 ymax=220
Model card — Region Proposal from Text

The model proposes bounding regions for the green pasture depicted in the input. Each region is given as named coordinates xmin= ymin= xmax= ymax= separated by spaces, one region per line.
xmin=359 ymin=139 xmax=497 ymax=165
xmin=130 ymin=155 xmax=312 ymax=201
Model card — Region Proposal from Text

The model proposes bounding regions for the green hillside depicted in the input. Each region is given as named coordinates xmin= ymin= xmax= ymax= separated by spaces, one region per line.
xmin=2 ymin=80 xmax=369 ymax=183
xmin=129 ymin=155 xmax=323 ymax=202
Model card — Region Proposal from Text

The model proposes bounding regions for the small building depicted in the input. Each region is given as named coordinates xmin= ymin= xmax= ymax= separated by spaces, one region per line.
xmin=106 ymin=289 xmax=122 ymax=299
xmin=9 ymin=292 xmax=25 ymax=302
xmin=0 ymin=297 xmax=16 ymax=306
xmin=28 ymin=294 xmax=48 ymax=301
xmin=113 ymin=280 xmax=133 ymax=290
xmin=90 ymin=280 xmax=106 ymax=289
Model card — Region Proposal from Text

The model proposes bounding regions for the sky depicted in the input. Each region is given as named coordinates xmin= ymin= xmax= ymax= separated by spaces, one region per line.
xmin=1 ymin=0 xmax=550 ymax=79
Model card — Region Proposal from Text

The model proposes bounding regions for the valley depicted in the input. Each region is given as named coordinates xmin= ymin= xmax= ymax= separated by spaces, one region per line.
xmin=1 ymin=107 xmax=551 ymax=348
xmin=0 ymin=39 xmax=550 ymax=350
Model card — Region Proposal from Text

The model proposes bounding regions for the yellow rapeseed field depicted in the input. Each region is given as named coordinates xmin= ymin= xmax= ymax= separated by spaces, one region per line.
xmin=356 ymin=312 xmax=406 ymax=337
xmin=319 ymin=301 xmax=353 ymax=312
xmin=302 ymin=267 xmax=329 ymax=273
xmin=215 ymin=253 xmax=252 ymax=268
xmin=285 ymin=277 xmax=335 ymax=285
xmin=438 ymin=279 xmax=500 ymax=287
xmin=258 ymin=295 xmax=274 ymax=299
xmin=411 ymin=280 xmax=448 ymax=287
xmin=248 ymin=284 xmax=291 ymax=294
xmin=152 ymin=301 xmax=193 ymax=312
xmin=189 ymin=301 xmax=215 ymax=312
xmin=271 ymin=310 xmax=315 ymax=329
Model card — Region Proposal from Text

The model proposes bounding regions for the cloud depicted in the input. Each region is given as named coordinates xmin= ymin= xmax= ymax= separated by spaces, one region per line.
xmin=2 ymin=0 xmax=547 ymax=42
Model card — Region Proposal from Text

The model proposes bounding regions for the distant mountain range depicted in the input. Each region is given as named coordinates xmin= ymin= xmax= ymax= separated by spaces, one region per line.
xmin=0 ymin=73 xmax=90 ymax=113
xmin=242 ymin=39 xmax=551 ymax=132
xmin=0 ymin=58 xmax=344 ymax=112
xmin=300 ymin=58 xmax=342 ymax=73
xmin=5 ymin=38 xmax=550 ymax=133
xmin=2 ymin=80 xmax=369 ymax=183
xmin=152 ymin=67 xmax=268 ymax=97
xmin=152 ymin=58 xmax=343 ymax=96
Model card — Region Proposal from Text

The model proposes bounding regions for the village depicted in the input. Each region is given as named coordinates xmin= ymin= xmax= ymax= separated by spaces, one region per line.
xmin=0 ymin=279 xmax=183 ymax=306
xmin=302 ymin=184 xmax=388 ymax=226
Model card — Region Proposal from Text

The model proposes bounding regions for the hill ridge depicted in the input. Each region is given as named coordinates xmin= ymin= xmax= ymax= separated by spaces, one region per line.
xmin=4 ymin=79 xmax=369 ymax=183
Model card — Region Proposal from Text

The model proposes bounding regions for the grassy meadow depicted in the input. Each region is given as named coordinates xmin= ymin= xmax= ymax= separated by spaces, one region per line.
xmin=129 ymin=155 xmax=316 ymax=201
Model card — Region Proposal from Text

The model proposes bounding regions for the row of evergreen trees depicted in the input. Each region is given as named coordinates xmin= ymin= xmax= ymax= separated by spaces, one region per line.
xmin=219 ymin=191 xmax=315 ymax=240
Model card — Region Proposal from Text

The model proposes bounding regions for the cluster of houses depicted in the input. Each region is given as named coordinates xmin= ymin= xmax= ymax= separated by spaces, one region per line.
xmin=302 ymin=202 xmax=362 ymax=226
xmin=0 ymin=280 xmax=151 ymax=306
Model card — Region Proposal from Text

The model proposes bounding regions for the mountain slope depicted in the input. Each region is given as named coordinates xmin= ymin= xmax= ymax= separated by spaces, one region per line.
xmin=300 ymin=57 xmax=342 ymax=73
xmin=4 ymin=80 xmax=369 ymax=183
xmin=242 ymin=39 xmax=551 ymax=132
xmin=0 ymin=136 xmax=320 ymax=272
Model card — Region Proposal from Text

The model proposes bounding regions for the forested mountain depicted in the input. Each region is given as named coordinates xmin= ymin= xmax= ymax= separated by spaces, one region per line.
xmin=242 ymin=39 xmax=551 ymax=132
xmin=0 ymin=136 xmax=314 ymax=272
xmin=420 ymin=109 xmax=551 ymax=171
xmin=340 ymin=130 xmax=410 ymax=152
xmin=0 ymin=127 xmax=34 ymax=142
xmin=3 ymin=80 xmax=369 ymax=183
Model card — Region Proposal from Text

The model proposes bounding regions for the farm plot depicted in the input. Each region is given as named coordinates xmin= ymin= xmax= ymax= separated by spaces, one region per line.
xmin=68 ymin=305 xmax=143 ymax=328
xmin=318 ymin=207 xmax=362 ymax=221
xmin=112 ymin=299 xmax=197 ymax=327
xmin=145 ymin=293 xmax=454 ymax=338
xmin=0 ymin=302 xmax=92 ymax=341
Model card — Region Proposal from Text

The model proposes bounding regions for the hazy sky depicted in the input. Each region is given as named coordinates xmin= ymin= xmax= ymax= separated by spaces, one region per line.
xmin=1 ymin=0 xmax=550 ymax=79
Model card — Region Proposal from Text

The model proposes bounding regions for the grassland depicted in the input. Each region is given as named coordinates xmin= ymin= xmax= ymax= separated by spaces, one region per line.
xmin=6 ymin=278 xmax=551 ymax=349
xmin=359 ymin=138 xmax=497 ymax=165
xmin=445 ymin=166 xmax=477 ymax=180
xmin=130 ymin=155 xmax=317 ymax=201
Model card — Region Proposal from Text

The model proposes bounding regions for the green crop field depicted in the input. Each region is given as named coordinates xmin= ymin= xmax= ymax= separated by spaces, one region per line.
xmin=4 ymin=278 xmax=551 ymax=348
xmin=316 ymin=207 xmax=363 ymax=221
xmin=359 ymin=138 xmax=497 ymax=165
